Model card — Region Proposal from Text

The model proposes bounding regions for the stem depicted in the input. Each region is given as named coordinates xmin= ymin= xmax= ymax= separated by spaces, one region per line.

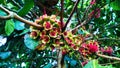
xmin=63 ymin=0 xmax=80 ymax=31
xmin=57 ymin=48 xmax=62 ymax=68
xmin=0 ymin=5 xmax=42 ymax=29
xmin=97 ymin=52 xmax=120 ymax=61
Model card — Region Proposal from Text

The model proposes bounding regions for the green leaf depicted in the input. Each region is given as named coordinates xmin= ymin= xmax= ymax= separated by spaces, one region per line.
xmin=0 ymin=51 xmax=11 ymax=59
xmin=43 ymin=63 xmax=52 ymax=68
xmin=24 ymin=34 xmax=39 ymax=50
xmin=0 ymin=10 xmax=7 ymax=16
xmin=5 ymin=19 xmax=15 ymax=36
xmin=15 ymin=20 xmax=25 ymax=30
xmin=110 ymin=0 xmax=120 ymax=11
xmin=84 ymin=60 xmax=114 ymax=68
xmin=18 ymin=0 xmax=34 ymax=16
xmin=0 ymin=0 xmax=6 ymax=5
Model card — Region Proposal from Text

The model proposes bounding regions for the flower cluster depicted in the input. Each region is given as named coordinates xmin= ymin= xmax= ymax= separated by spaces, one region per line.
xmin=29 ymin=14 xmax=83 ymax=52
xmin=100 ymin=46 xmax=113 ymax=55
xmin=79 ymin=40 xmax=99 ymax=57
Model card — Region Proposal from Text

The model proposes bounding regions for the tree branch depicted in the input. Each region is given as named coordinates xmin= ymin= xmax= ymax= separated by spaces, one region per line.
xmin=63 ymin=0 xmax=80 ymax=31
xmin=97 ymin=52 xmax=120 ymax=61
xmin=0 ymin=5 xmax=42 ymax=29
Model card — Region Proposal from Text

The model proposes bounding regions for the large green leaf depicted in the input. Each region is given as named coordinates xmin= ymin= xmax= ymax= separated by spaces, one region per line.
xmin=84 ymin=60 xmax=114 ymax=68
xmin=17 ymin=0 xmax=34 ymax=16
xmin=5 ymin=19 xmax=15 ymax=36
xmin=110 ymin=0 xmax=120 ymax=11
xmin=24 ymin=34 xmax=39 ymax=50
xmin=0 ymin=51 xmax=11 ymax=59
xmin=0 ymin=0 xmax=6 ymax=5
xmin=15 ymin=20 xmax=25 ymax=30
xmin=0 ymin=10 xmax=7 ymax=16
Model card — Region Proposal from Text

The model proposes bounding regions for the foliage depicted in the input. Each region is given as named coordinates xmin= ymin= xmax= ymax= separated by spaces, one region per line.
xmin=0 ymin=0 xmax=120 ymax=68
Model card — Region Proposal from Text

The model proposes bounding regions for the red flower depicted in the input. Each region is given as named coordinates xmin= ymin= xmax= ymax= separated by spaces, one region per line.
xmin=55 ymin=39 xmax=60 ymax=44
xmin=40 ymin=30 xmax=46 ymax=39
xmin=88 ymin=42 xmax=99 ymax=53
xmin=43 ymin=22 xmax=52 ymax=30
xmin=63 ymin=31 xmax=68 ymax=37
xmin=90 ymin=0 xmax=96 ymax=5
xmin=101 ymin=47 xmax=113 ymax=55
xmin=49 ymin=30 xmax=57 ymax=38
xmin=30 ymin=30 xmax=38 ymax=39
xmin=65 ymin=37 xmax=72 ymax=44
xmin=62 ymin=49 xmax=68 ymax=55
xmin=42 ymin=35 xmax=50 ymax=43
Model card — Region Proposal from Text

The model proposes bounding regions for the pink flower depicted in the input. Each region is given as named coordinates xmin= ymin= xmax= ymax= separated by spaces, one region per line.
xmin=90 ymin=0 xmax=96 ymax=5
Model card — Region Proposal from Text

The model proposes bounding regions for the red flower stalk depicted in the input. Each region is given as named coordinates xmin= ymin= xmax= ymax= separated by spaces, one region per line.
xmin=43 ymin=21 xmax=52 ymax=30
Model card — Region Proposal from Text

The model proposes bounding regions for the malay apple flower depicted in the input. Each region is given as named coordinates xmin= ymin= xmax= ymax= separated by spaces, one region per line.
xmin=30 ymin=30 xmax=39 ymax=39
xmin=43 ymin=21 xmax=53 ymax=30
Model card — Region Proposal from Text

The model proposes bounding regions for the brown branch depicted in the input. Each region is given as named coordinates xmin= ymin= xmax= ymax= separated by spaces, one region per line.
xmin=58 ymin=49 xmax=62 ymax=68
xmin=35 ymin=0 xmax=54 ymax=12
xmin=63 ymin=0 xmax=80 ymax=31
xmin=0 ymin=5 xmax=42 ymax=29
xmin=97 ymin=38 xmax=120 ymax=41
xmin=100 ymin=61 xmax=120 ymax=66
xmin=71 ymin=19 xmax=88 ymax=32
xmin=97 ymin=52 xmax=120 ymax=61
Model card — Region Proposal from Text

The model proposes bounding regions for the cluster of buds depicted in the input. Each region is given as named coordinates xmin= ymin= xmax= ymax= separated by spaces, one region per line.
xmin=79 ymin=40 xmax=99 ymax=57
xmin=100 ymin=46 xmax=113 ymax=55
xmin=30 ymin=14 xmax=62 ymax=50
xmin=29 ymin=14 xmax=83 ymax=52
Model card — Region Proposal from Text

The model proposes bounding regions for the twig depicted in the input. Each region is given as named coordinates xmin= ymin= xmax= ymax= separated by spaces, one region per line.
xmin=63 ymin=0 xmax=80 ymax=31
xmin=97 ymin=52 xmax=120 ymax=61
xmin=97 ymin=38 xmax=120 ymax=41
xmin=100 ymin=61 xmax=120 ymax=66
xmin=0 ymin=5 xmax=42 ymax=29
xmin=76 ymin=8 xmax=81 ymax=25
xmin=71 ymin=19 xmax=88 ymax=32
